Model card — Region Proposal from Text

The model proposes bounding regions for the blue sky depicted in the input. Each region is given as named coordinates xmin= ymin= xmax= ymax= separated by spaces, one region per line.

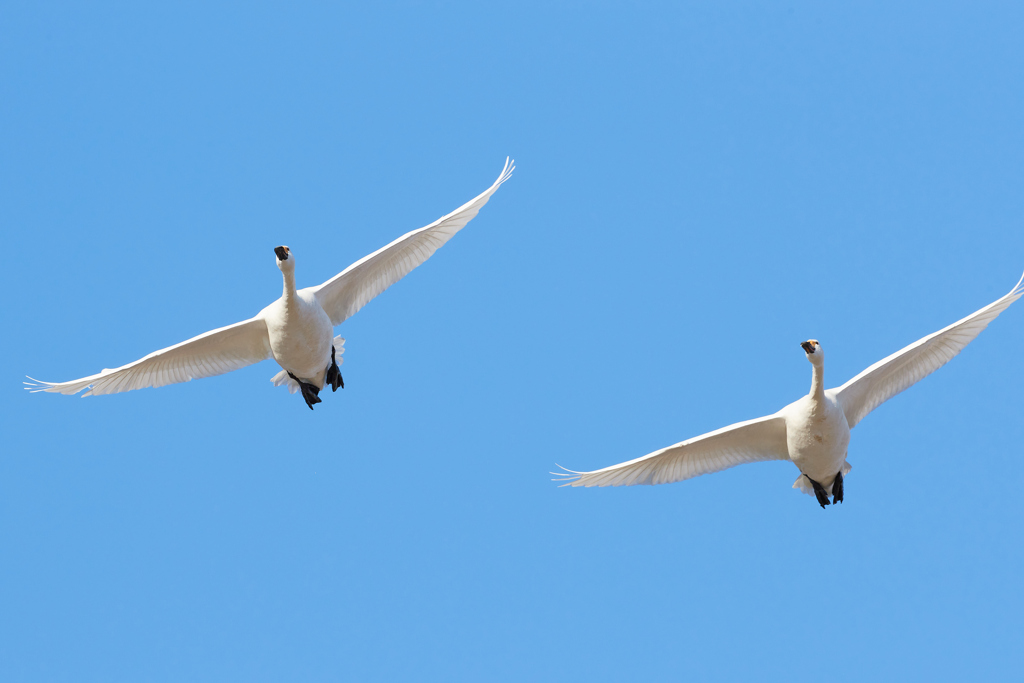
xmin=2 ymin=1 xmax=1023 ymax=680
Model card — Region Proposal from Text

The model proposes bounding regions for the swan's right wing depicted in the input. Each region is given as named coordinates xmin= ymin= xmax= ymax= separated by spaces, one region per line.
xmin=312 ymin=158 xmax=514 ymax=326
xmin=26 ymin=317 xmax=272 ymax=396
xmin=835 ymin=271 xmax=1024 ymax=429
xmin=554 ymin=414 xmax=789 ymax=487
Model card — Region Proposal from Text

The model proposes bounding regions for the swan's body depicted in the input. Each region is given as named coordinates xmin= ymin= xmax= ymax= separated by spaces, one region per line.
xmin=264 ymin=293 xmax=334 ymax=388
xmin=556 ymin=271 xmax=1024 ymax=507
xmin=260 ymin=258 xmax=337 ymax=391
xmin=784 ymin=392 xmax=850 ymax=491
xmin=27 ymin=159 xmax=514 ymax=409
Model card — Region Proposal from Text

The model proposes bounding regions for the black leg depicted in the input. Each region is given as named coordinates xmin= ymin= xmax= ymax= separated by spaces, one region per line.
xmin=832 ymin=470 xmax=844 ymax=504
xmin=288 ymin=371 xmax=322 ymax=410
xmin=325 ymin=345 xmax=344 ymax=392
xmin=806 ymin=475 xmax=831 ymax=509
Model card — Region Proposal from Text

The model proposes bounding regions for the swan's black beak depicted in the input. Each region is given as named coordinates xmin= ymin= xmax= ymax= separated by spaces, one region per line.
xmin=274 ymin=246 xmax=289 ymax=261
xmin=800 ymin=341 xmax=815 ymax=354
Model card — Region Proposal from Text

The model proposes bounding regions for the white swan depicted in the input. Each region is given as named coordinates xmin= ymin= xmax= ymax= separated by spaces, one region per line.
xmin=555 ymin=270 xmax=1024 ymax=507
xmin=26 ymin=158 xmax=514 ymax=409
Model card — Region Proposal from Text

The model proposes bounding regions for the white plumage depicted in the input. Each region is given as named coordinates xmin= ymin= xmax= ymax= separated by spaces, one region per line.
xmin=832 ymin=274 xmax=1024 ymax=428
xmin=26 ymin=158 xmax=514 ymax=406
xmin=25 ymin=317 xmax=274 ymax=398
xmin=556 ymin=271 xmax=1024 ymax=505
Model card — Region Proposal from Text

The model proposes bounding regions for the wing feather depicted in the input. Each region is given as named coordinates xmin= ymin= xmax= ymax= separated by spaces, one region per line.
xmin=834 ymin=271 xmax=1024 ymax=428
xmin=26 ymin=317 xmax=272 ymax=397
xmin=555 ymin=413 xmax=790 ymax=488
xmin=312 ymin=158 xmax=514 ymax=326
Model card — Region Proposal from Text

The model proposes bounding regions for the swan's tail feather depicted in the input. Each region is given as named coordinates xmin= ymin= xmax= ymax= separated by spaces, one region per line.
xmin=270 ymin=369 xmax=301 ymax=394
xmin=792 ymin=474 xmax=814 ymax=496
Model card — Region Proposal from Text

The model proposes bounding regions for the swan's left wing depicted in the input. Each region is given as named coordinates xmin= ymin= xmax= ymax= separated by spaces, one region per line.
xmin=835 ymin=271 xmax=1024 ymax=429
xmin=312 ymin=158 xmax=514 ymax=326
xmin=554 ymin=413 xmax=789 ymax=487
xmin=25 ymin=317 xmax=272 ymax=396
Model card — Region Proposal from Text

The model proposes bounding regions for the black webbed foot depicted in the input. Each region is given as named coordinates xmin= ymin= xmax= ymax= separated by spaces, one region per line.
xmin=806 ymin=475 xmax=831 ymax=509
xmin=288 ymin=371 xmax=322 ymax=410
xmin=832 ymin=470 xmax=844 ymax=505
xmin=325 ymin=345 xmax=344 ymax=392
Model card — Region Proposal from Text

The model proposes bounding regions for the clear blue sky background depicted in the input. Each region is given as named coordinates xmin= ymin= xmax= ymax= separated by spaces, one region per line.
xmin=2 ymin=2 xmax=1023 ymax=681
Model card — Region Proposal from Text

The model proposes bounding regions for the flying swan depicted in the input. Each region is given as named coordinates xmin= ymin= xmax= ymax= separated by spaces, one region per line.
xmin=26 ymin=158 xmax=514 ymax=409
xmin=555 ymin=270 xmax=1024 ymax=507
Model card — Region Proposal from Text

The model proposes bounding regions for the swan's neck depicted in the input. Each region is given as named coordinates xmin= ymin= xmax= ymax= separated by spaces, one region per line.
xmin=809 ymin=362 xmax=825 ymax=401
xmin=281 ymin=269 xmax=297 ymax=300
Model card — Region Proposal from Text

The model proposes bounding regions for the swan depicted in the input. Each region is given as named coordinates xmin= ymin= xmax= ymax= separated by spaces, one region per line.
xmin=555 ymin=270 xmax=1024 ymax=507
xmin=26 ymin=158 xmax=514 ymax=409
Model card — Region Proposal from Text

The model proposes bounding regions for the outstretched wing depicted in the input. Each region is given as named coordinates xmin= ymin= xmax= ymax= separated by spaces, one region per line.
xmin=312 ymin=158 xmax=514 ymax=326
xmin=834 ymin=271 xmax=1024 ymax=429
xmin=26 ymin=317 xmax=272 ymax=396
xmin=555 ymin=414 xmax=789 ymax=487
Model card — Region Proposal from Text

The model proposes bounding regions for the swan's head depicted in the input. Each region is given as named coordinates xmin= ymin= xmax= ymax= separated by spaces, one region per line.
xmin=800 ymin=339 xmax=823 ymax=364
xmin=274 ymin=245 xmax=294 ymax=271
